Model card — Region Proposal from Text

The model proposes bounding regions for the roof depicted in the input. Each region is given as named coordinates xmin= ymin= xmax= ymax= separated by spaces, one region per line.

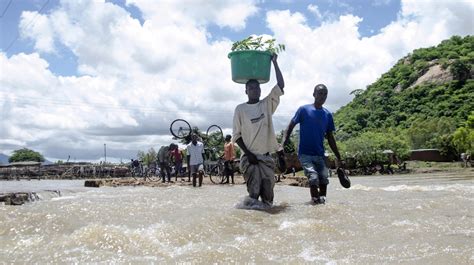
xmin=0 ymin=161 xmax=41 ymax=167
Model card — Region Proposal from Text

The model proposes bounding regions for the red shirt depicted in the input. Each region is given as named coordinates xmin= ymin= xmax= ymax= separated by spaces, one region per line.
xmin=170 ymin=148 xmax=182 ymax=162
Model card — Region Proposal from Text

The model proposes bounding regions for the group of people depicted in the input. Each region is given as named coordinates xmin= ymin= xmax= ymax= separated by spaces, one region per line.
xmin=136 ymin=133 xmax=236 ymax=188
xmin=184 ymin=133 xmax=237 ymax=187
xmin=233 ymin=54 xmax=342 ymax=206
xmin=157 ymin=143 xmax=184 ymax=183
xmin=134 ymin=53 xmax=340 ymax=205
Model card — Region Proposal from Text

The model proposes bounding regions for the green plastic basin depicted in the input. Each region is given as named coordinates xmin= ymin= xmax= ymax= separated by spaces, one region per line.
xmin=228 ymin=50 xmax=272 ymax=84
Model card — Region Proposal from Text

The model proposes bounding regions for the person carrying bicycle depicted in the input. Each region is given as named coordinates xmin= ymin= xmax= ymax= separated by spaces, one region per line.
xmin=223 ymin=134 xmax=235 ymax=184
xmin=187 ymin=133 xmax=205 ymax=187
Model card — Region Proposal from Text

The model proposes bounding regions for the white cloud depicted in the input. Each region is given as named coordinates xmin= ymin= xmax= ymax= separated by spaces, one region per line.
xmin=19 ymin=11 xmax=55 ymax=53
xmin=307 ymin=4 xmax=323 ymax=21
xmin=1 ymin=0 xmax=473 ymax=161
xmin=126 ymin=0 xmax=258 ymax=30
xmin=266 ymin=0 xmax=474 ymax=114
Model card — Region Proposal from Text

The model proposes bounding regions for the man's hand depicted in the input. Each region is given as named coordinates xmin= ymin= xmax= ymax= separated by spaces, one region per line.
xmin=271 ymin=53 xmax=278 ymax=63
xmin=247 ymin=152 xmax=259 ymax=165
xmin=335 ymin=159 xmax=345 ymax=168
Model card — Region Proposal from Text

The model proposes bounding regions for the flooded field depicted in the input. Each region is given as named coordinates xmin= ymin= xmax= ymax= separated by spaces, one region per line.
xmin=1 ymin=172 xmax=473 ymax=264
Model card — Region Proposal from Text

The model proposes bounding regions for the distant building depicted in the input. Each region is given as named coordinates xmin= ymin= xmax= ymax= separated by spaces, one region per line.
xmin=409 ymin=149 xmax=450 ymax=162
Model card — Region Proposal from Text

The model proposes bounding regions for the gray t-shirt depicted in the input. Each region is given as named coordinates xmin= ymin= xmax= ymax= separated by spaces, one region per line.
xmin=232 ymin=85 xmax=283 ymax=155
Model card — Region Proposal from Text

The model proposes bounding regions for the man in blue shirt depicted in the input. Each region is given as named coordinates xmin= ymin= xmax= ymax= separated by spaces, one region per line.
xmin=283 ymin=84 xmax=342 ymax=204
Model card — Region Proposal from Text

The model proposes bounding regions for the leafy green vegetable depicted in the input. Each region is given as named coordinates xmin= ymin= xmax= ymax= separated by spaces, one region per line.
xmin=231 ymin=35 xmax=285 ymax=54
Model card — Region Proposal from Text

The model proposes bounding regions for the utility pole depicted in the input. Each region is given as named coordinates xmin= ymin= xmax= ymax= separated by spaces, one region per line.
xmin=104 ymin=143 xmax=107 ymax=164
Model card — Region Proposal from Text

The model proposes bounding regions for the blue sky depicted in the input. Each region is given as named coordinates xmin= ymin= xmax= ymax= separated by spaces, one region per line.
xmin=1 ymin=0 xmax=401 ymax=77
xmin=0 ymin=0 xmax=472 ymax=162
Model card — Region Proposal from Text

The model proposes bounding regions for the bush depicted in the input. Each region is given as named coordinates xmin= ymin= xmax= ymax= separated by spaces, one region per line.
xmin=9 ymin=148 xmax=45 ymax=163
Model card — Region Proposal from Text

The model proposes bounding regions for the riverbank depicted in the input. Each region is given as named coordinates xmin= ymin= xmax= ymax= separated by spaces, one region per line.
xmin=83 ymin=162 xmax=473 ymax=189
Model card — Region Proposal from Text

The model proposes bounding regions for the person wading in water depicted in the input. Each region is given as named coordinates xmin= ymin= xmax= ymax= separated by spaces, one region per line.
xmin=233 ymin=53 xmax=285 ymax=207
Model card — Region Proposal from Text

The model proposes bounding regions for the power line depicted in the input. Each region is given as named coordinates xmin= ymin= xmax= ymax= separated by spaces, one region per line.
xmin=0 ymin=94 xmax=295 ymax=117
xmin=4 ymin=0 xmax=50 ymax=52
xmin=0 ymin=0 xmax=13 ymax=18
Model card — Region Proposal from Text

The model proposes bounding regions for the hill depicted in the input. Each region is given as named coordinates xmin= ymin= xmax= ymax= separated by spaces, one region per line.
xmin=335 ymin=35 xmax=473 ymax=134
xmin=0 ymin=153 xmax=9 ymax=165
xmin=332 ymin=35 xmax=473 ymax=162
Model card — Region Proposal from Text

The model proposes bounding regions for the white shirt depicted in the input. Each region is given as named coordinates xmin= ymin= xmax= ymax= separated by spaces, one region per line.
xmin=233 ymin=85 xmax=283 ymax=155
xmin=186 ymin=141 xmax=204 ymax=165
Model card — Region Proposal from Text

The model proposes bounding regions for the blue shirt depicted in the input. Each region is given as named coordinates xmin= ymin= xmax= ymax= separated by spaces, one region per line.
xmin=291 ymin=104 xmax=335 ymax=156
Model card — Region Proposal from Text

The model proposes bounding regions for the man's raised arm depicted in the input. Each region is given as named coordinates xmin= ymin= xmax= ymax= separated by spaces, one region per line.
xmin=272 ymin=54 xmax=284 ymax=90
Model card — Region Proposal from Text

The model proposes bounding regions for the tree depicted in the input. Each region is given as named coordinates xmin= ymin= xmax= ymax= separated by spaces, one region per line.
xmin=407 ymin=117 xmax=456 ymax=149
xmin=9 ymin=148 xmax=45 ymax=163
xmin=340 ymin=131 xmax=410 ymax=167
xmin=452 ymin=113 xmax=474 ymax=154
xmin=137 ymin=148 xmax=157 ymax=167
xmin=276 ymin=129 xmax=297 ymax=153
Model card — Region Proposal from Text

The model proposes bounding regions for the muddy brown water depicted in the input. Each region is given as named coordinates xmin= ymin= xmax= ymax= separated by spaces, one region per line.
xmin=0 ymin=172 xmax=473 ymax=264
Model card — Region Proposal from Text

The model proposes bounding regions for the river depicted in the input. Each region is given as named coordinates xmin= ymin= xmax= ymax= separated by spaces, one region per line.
xmin=1 ymin=172 xmax=473 ymax=264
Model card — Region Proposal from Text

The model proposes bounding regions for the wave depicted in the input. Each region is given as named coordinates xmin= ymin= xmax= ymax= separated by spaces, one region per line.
xmin=350 ymin=184 xmax=474 ymax=193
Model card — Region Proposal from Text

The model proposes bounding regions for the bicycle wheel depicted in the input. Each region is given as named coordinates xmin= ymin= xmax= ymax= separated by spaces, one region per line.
xmin=209 ymin=165 xmax=225 ymax=184
xmin=170 ymin=119 xmax=192 ymax=139
xmin=206 ymin=124 xmax=224 ymax=143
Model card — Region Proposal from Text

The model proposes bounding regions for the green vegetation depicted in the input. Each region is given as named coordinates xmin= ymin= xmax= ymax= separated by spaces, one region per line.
xmin=332 ymin=35 xmax=473 ymax=163
xmin=452 ymin=112 xmax=474 ymax=155
xmin=9 ymin=148 xmax=45 ymax=163
xmin=137 ymin=148 xmax=157 ymax=167
xmin=231 ymin=35 xmax=285 ymax=54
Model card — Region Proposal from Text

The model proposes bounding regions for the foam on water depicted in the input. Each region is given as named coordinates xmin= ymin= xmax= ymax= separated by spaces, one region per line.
xmin=298 ymin=247 xmax=334 ymax=264
xmin=349 ymin=183 xmax=474 ymax=193
xmin=381 ymin=184 xmax=474 ymax=192
xmin=235 ymin=196 xmax=271 ymax=210
xmin=1 ymin=174 xmax=473 ymax=263
xmin=278 ymin=219 xmax=322 ymax=230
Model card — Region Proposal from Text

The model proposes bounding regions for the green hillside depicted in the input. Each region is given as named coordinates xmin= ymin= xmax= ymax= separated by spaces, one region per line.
xmin=333 ymin=35 xmax=473 ymax=163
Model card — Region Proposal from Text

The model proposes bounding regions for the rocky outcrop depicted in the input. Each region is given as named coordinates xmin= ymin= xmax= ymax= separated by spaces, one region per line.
xmin=0 ymin=192 xmax=39 ymax=205
xmin=409 ymin=64 xmax=453 ymax=88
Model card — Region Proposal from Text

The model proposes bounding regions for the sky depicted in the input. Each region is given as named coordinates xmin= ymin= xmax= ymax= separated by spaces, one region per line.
xmin=0 ymin=0 xmax=473 ymax=163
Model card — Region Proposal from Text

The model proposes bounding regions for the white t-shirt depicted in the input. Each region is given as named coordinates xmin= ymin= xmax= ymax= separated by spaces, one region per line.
xmin=186 ymin=141 xmax=204 ymax=165
xmin=233 ymin=85 xmax=283 ymax=155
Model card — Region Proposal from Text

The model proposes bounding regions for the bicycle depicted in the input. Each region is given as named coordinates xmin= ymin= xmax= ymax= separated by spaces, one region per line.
xmin=130 ymin=163 xmax=143 ymax=179
xmin=170 ymin=119 xmax=192 ymax=139
xmin=170 ymin=118 xmax=224 ymax=143
xmin=170 ymin=119 xmax=225 ymax=183
xmin=208 ymin=157 xmax=226 ymax=184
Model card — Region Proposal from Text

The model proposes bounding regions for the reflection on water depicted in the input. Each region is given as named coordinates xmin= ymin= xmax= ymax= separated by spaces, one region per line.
xmin=1 ymin=172 xmax=473 ymax=263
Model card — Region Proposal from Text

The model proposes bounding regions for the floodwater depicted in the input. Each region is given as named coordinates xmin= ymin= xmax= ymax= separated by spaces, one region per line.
xmin=1 ymin=172 xmax=473 ymax=264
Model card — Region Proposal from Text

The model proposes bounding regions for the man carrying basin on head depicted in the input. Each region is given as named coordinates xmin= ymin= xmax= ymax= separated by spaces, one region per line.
xmin=232 ymin=53 xmax=284 ymax=207
xmin=283 ymin=84 xmax=342 ymax=205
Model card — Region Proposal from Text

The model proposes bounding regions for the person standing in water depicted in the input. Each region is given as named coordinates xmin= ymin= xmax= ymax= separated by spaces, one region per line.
xmin=233 ymin=53 xmax=284 ymax=207
xmin=186 ymin=133 xmax=205 ymax=187
xmin=283 ymin=84 xmax=342 ymax=204
xmin=223 ymin=134 xmax=235 ymax=184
